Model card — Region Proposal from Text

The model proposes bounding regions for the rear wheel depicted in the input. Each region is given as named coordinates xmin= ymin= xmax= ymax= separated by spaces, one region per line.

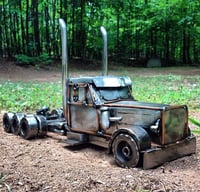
xmin=112 ymin=133 xmax=140 ymax=168
xmin=11 ymin=113 xmax=24 ymax=135
xmin=3 ymin=113 xmax=14 ymax=133
xmin=20 ymin=115 xmax=38 ymax=139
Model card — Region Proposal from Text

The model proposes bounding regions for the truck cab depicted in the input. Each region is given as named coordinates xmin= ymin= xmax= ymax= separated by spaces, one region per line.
xmin=67 ymin=76 xmax=132 ymax=134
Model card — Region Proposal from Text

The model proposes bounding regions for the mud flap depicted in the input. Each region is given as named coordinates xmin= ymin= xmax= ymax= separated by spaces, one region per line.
xmin=143 ymin=135 xmax=196 ymax=169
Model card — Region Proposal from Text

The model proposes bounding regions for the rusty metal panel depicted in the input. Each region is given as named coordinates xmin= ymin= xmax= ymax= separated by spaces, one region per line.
xmin=163 ymin=107 xmax=188 ymax=144
xmin=117 ymin=108 xmax=161 ymax=128
xmin=70 ymin=105 xmax=99 ymax=132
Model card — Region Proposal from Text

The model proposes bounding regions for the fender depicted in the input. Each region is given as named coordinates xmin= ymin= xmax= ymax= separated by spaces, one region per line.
xmin=108 ymin=126 xmax=151 ymax=154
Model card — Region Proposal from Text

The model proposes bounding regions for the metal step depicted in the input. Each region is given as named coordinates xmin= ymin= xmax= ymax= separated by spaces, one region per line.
xmin=65 ymin=132 xmax=88 ymax=146
xmin=89 ymin=135 xmax=109 ymax=148
xmin=65 ymin=138 xmax=86 ymax=146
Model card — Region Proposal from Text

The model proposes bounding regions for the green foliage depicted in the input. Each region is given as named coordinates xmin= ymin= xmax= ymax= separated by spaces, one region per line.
xmin=191 ymin=130 xmax=200 ymax=134
xmin=1 ymin=0 xmax=200 ymax=65
xmin=0 ymin=173 xmax=12 ymax=192
xmin=0 ymin=81 xmax=62 ymax=112
xmin=189 ymin=117 xmax=200 ymax=134
xmin=189 ymin=118 xmax=200 ymax=128
xmin=16 ymin=54 xmax=35 ymax=66
xmin=16 ymin=53 xmax=52 ymax=67
xmin=0 ymin=172 xmax=3 ymax=181
xmin=37 ymin=53 xmax=52 ymax=65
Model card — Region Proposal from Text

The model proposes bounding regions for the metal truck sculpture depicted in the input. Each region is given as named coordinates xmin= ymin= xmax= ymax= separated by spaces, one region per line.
xmin=2 ymin=19 xmax=196 ymax=169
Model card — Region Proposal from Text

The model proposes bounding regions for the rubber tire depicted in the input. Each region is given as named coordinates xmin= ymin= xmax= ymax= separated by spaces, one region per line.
xmin=20 ymin=116 xmax=38 ymax=140
xmin=11 ymin=113 xmax=25 ymax=135
xmin=112 ymin=133 xmax=140 ymax=168
xmin=11 ymin=117 xmax=20 ymax=135
xmin=3 ymin=113 xmax=13 ymax=133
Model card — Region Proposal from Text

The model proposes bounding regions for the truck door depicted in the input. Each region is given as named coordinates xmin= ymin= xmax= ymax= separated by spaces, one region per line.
xmin=68 ymin=83 xmax=99 ymax=133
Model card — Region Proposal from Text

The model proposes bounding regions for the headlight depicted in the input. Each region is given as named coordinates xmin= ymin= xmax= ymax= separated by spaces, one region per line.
xmin=150 ymin=119 xmax=160 ymax=135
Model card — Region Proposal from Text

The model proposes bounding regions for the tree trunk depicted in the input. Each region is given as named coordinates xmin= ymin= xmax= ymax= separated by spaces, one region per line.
xmin=186 ymin=33 xmax=191 ymax=64
xmin=4 ymin=1 xmax=11 ymax=57
xmin=165 ymin=31 xmax=169 ymax=65
xmin=32 ymin=0 xmax=41 ymax=56
xmin=182 ymin=29 xmax=186 ymax=64
xmin=19 ymin=0 xmax=26 ymax=53
xmin=80 ymin=0 xmax=86 ymax=60
xmin=116 ymin=10 xmax=120 ymax=57
xmin=72 ymin=2 xmax=75 ymax=57
xmin=165 ymin=0 xmax=169 ymax=65
xmin=44 ymin=1 xmax=51 ymax=55
xmin=52 ymin=0 xmax=59 ymax=57
xmin=0 ymin=4 xmax=3 ymax=57
xmin=26 ymin=0 xmax=30 ymax=55
xmin=12 ymin=12 xmax=18 ymax=55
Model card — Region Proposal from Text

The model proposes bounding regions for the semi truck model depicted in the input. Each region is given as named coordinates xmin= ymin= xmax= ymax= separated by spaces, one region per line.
xmin=3 ymin=19 xmax=196 ymax=169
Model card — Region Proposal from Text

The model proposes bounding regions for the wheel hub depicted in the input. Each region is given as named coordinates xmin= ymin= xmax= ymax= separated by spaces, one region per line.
xmin=122 ymin=145 xmax=131 ymax=158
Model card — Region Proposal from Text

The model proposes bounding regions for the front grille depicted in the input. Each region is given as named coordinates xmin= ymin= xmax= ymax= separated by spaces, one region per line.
xmin=163 ymin=107 xmax=188 ymax=144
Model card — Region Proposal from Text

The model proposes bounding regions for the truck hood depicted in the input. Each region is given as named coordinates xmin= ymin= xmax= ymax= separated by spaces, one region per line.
xmin=104 ymin=100 xmax=170 ymax=110
xmin=103 ymin=100 xmax=186 ymax=131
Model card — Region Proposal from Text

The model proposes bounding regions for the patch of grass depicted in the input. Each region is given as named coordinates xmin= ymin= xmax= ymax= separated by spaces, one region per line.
xmin=0 ymin=74 xmax=199 ymax=112
xmin=131 ymin=74 xmax=200 ymax=109
xmin=191 ymin=130 xmax=200 ymax=134
xmin=189 ymin=117 xmax=200 ymax=134
xmin=0 ymin=173 xmax=12 ymax=192
xmin=189 ymin=117 xmax=200 ymax=127
xmin=0 ymin=81 xmax=62 ymax=112
xmin=0 ymin=172 xmax=3 ymax=180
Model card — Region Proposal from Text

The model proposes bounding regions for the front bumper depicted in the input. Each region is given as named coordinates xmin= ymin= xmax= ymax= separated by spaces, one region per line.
xmin=143 ymin=135 xmax=196 ymax=169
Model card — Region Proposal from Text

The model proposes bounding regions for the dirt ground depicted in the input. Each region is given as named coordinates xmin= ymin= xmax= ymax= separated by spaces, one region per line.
xmin=0 ymin=62 xmax=200 ymax=192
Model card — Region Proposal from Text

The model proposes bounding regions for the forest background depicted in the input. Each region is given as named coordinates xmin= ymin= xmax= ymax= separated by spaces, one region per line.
xmin=0 ymin=0 xmax=200 ymax=67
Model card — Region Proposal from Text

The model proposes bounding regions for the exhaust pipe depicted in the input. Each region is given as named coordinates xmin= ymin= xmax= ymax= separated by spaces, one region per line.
xmin=100 ymin=26 xmax=108 ymax=76
xmin=59 ymin=18 xmax=68 ymax=119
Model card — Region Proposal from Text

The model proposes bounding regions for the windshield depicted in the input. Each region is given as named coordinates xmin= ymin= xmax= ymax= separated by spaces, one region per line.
xmin=97 ymin=87 xmax=133 ymax=102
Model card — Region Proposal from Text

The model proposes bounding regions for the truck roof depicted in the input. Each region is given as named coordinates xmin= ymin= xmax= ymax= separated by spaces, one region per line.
xmin=68 ymin=76 xmax=132 ymax=88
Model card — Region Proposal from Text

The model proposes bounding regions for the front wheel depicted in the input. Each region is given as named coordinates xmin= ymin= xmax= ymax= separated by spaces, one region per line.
xmin=112 ymin=133 xmax=140 ymax=168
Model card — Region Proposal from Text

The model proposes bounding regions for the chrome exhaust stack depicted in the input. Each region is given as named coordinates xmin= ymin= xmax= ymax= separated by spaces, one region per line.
xmin=100 ymin=26 xmax=108 ymax=76
xmin=59 ymin=18 xmax=68 ymax=119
